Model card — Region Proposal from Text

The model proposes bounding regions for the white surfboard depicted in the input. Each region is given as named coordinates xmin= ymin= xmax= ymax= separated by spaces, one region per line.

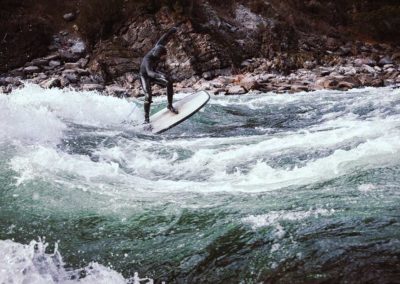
xmin=150 ymin=91 xmax=210 ymax=134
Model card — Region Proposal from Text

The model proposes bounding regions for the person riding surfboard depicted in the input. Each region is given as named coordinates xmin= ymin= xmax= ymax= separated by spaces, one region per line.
xmin=140 ymin=26 xmax=179 ymax=124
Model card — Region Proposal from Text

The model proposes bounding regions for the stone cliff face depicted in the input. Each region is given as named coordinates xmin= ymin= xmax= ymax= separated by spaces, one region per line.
xmin=1 ymin=0 xmax=399 ymax=85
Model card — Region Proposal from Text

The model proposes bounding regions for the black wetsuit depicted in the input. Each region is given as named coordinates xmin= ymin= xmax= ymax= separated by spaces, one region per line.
xmin=140 ymin=27 xmax=178 ymax=123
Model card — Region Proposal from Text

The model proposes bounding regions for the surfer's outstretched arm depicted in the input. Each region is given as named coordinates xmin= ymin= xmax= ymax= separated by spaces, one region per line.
xmin=156 ymin=27 xmax=177 ymax=46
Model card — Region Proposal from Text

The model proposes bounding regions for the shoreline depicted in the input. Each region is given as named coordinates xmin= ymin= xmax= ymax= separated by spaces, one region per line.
xmin=1 ymin=42 xmax=399 ymax=96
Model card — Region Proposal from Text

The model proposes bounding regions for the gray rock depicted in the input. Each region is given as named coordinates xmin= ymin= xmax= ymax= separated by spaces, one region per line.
xmin=361 ymin=64 xmax=376 ymax=74
xmin=1 ymin=85 xmax=12 ymax=94
xmin=27 ymin=58 xmax=49 ymax=67
xmin=49 ymin=60 xmax=61 ymax=68
xmin=371 ymin=78 xmax=384 ymax=87
xmin=24 ymin=66 xmax=40 ymax=74
xmin=106 ymin=85 xmax=128 ymax=97
xmin=64 ymin=62 xmax=80 ymax=69
xmin=63 ymin=73 xmax=79 ymax=84
xmin=70 ymin=41 xmax=86 ymax=55
xmin=77 ymin=58 xmax=89 ymax=68
xmin=4 ymin=77 xmax=21 ymax=85
xmin=40 ymin=78 xmax=61 ymax=89
xmin=385 ymin=68 xmax=396 ymax=75
xmin=37 ymin=73 xmax=48 ymax=81
xmin=354 ymin=58 xmax=376 ymax=67
xmin=290 ymin=85 xmax=309 ymax=92
xmin=202 ymin=71 xmax=214 ymax=80
xmin=82 ymin=84 xmax=105 ymax=91
xmin=338 ymin=81 xmax=354 ymax=90
xmin=227 ymin=85 xmax=246 ymax=95
xmin=339 ymin=46 xmax=352 ymax=56
xmin=239 ymin=75 xmax=259 ymax=91
xmin=315 ymin=77 xmax=338 ymax=89
xmin=383 ymin=64 xmax=394 ymax=70
xmin=303 ymin=61 xmax=316 ymax=69
xmin=44 ymin=53 xmax=61 ymax=61
xmin=379 ymin=56 xmax=394 ymax=66
xmin=63 ymin=12 xmax=76 ymax=22
xmin=60 ymin=51 xmax=80 ymax=62
xmin=60 ymin=76 xmax=70 ymax=87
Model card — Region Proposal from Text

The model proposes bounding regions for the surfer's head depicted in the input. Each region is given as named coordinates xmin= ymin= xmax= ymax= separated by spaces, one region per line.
xmin=152 ymin=45 xmax=167 ymax=59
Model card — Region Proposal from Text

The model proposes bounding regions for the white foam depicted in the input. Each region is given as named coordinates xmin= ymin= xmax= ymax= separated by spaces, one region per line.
xmin=0 ymin=84 xmax=142 ymax=145
xmin=243 ymin=208 xmax=335 ymax=230
xmin=5 ymin=85 xmax=400 ymax=195
xmin=0 ymin=239 xmax=153 ymax=284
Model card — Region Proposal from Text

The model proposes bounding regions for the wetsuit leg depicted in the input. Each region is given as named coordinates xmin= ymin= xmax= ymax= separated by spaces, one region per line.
xmin=140 ymin=75 xmax=152 ymax=123
xmin=153 ymin=77 xmax=178 ymax=114
xmin=166 ymin=80 xmax=178 ymax=113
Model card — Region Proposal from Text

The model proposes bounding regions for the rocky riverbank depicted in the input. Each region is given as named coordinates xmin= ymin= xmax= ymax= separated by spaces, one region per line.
xmin=1 ymin=1 xmax=400 ymax=96
xmin=1 ymin=38 xmax=399 ymax=96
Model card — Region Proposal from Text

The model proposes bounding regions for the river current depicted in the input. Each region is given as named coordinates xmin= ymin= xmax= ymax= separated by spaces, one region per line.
xmin=0 ymin=84 xmax=399 ymax=283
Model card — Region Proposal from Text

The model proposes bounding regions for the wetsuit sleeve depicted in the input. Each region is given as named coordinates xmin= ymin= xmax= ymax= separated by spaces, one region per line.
xmin=145 ymin=63 xmax=167 ymax=82
xmin=155 ymin=27 xmax=177 ymax=46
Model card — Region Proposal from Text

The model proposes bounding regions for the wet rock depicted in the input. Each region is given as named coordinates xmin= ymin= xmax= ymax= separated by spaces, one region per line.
xmin=239 ymin=75 xmax=259 ymax=91
xmin=60 ymin=50 xmax=80 ymax=62
xmin=379 ymin=56 xmax=394 ymax=66
xmin=339 ymin=66 xmax=357 ymax=76
xmin=44 ymin=53 xmax=61 ymax=61
xmin=391 ymin=52 xmax=400 ymax=63
xmin=64 ymin=62 xmax=81 ymax=69
xmin=202 ymin=71 xmax=214 ymax=80
xmin=63 ymin=73 xmax=79 ymax=84
xmin=106 ymin=85 xmax=128 ymax=97
xmin=290 ymin=85 xmax=309 ymax=92
xmin=301 ymin=60 xmax=314 ymax=70
xmin=4 ymin=77 xmax=21 ymax=86
xmin=63 ymin=13 xmax=76 ymax=22
xmin=361 ymin=64 xmax=376 ymax=74
xmin=315 ymin=77 xmax=338 ymax=89
xmin=27 ymin=58 xmax=49 ymax=67
xmin=36 ymin=73 xmax=48 ymax=81
xmin=40 ymin=77 xmax=61 ymax=89
xmin=70 ymin=40 xmax=86 ymax=55
xmin=1 ymin=85 xmax=13 ymax=94
xmin=64 ymin=68 xmax=89 ymax=76
xmin=339 ymin=46 xmax=352 ymax=56
xmin=77 ymin=58 xmax=89 ymax=68
xmin=338 ymin=81 xmax=354 ymax=90
xmin=49 ymin=60 xmax=61 ymax=68
xmin=227 ymin=85 xmax=246 ymax=95
xmin=374 ymin=66 xmax=382 ymax=72
xmin=371 ymin=78 xmax=384 ymax=87
xmin=24 ymin=66 xmax=40 ymax=74
xmin=354 ymin=58 xmax=376 ymax=67
xmin=82 ymin=84 xmax=105 ymax=91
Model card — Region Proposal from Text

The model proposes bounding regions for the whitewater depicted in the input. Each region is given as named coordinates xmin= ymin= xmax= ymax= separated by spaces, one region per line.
xmin=0 ymin=84 xmax=399 ymax=283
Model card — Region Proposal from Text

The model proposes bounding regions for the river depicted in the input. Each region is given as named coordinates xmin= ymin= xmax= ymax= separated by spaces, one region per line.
xmin=0 ymin=84 xmax=399 ymax=283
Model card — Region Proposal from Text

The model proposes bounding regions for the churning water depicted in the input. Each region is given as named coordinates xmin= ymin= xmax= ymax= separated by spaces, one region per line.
xmin=0 ymin=84 xmax=399 ymax=283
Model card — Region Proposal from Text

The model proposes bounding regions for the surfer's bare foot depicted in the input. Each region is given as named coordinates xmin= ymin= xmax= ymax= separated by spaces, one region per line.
xmin=167 ymin=105 xmax=178 ymax=114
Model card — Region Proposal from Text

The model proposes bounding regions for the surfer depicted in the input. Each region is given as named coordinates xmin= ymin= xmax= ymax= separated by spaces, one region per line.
xmin=140 ymin=26 xmax=179 ymax=124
